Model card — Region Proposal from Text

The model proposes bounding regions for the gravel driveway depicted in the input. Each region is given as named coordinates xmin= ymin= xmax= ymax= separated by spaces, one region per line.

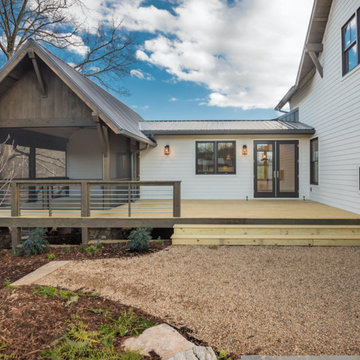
xmin=38 ymin=246 xmax=360 ymax=357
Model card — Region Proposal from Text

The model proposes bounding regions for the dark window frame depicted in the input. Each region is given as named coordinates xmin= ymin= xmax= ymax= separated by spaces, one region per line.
xmin=195 ymin=140 xmax=236 ymax=175
xmin=310 ymin=138 xmax=319 ymax=185
xmin=342 ymin=9 xmax=360 ymax=76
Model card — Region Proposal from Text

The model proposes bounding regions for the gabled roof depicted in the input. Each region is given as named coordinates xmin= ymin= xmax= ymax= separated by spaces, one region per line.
xmin=139 ymin=120 xmax=315 ymax=135
xmin=275 ymin=0 xmax=333 ymax=110
xmin=0 ymin=39 xmax=154 ymax=145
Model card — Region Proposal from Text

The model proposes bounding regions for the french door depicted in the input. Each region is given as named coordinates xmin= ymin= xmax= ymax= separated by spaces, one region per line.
xmin=254 ymin=140 xmax=299 ymax=198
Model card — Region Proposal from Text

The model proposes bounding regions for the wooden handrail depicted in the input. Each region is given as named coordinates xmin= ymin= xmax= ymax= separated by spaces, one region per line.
xmin=4 ymin=180 xmax=181 ymax=218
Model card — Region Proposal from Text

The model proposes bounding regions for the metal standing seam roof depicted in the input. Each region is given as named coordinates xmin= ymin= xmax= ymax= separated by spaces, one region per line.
xmin=0 ymin=39 xmax=154 ymax=145
xmin=139 ymin=120 xmax=315 ymax=135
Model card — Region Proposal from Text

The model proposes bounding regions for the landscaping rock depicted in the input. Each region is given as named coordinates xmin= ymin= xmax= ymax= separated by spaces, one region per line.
xmin=123 ymin=324 xmax=194 ymax=359
xmin=169 ymin=346 xmax=217 ymax=360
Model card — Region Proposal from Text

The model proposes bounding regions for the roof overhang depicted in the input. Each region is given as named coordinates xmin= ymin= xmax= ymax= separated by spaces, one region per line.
xmin=0 ymin=40 xmax=155 ymax=146
xmin=275 ymin=0 xmax=332 ymax=111
xmin=141 ymin=129 xmax=315 ymax=136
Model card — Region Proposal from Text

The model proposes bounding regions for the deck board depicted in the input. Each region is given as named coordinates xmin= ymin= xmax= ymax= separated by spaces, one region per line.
xmin=0 ymin=200 xmax=359 ymax=220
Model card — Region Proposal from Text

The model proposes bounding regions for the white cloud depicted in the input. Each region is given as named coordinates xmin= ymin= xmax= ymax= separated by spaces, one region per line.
xmin=169 ymin=97 xmax=178 ymax=102
xmin=66 ymin=0 xmax=314 ymax=109
xmin=130 ymin=69 xmax=154 ymax=80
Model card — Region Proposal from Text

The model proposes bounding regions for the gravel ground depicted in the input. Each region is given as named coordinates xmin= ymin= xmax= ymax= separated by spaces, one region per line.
xmin=38 ymin=246 xmax=360 ymax=357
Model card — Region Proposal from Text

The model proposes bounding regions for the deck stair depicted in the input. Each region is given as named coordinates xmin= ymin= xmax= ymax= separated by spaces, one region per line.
xmin=171 ymin=224 xmax=360 ymax=246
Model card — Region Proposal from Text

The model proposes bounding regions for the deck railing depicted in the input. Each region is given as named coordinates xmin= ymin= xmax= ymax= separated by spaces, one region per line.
xmin=0 ymin=180 xmax=181 ymax=218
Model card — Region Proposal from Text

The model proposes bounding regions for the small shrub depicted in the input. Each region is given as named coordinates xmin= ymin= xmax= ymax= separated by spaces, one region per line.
xmin=47 ymin=253 xmax=56 ymax=260
xmin=95 ymin=240 xmax=103 ymax=249
xmin=218 ymin=350 xmax=233 ymax=360
xmin=76 ymin=244 xmax=85 ymax=252
xmin=62 ymin=245 xmax=70 ymax=253
xmin=85 ymin=245 xmax=97 ymax=256
xmin=127 ymin=227 xmax=152 ymax=253
xmin=20 ymin=228 xmax=49 ymax=256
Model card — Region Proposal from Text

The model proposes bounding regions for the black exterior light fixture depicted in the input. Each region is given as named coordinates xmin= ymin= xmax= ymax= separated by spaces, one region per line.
xmin=242 ymin=144 xmax=248 ymax=155
xmin=164 ymin=144 xmax=170 ymax=155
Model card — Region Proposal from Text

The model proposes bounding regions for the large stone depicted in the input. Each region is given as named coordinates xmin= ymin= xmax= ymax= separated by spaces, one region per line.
xmin=123 ymin=324 xmax=194 ymax=359
xmin=169 ymin=346 xmax=217 ymax=360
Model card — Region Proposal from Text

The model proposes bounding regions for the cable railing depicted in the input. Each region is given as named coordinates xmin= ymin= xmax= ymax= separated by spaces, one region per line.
xmin=0 ymin=180 xmax=181 ymax=218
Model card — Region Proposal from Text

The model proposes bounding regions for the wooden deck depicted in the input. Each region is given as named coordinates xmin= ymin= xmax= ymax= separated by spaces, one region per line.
xmin=1 ymin=179 xmax=360 ymax=247
xmin=1 ymin=199 xmax=359 ymax=224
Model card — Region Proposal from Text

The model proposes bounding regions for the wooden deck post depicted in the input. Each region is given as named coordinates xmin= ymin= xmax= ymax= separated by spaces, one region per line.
xmin=81 ymin=182 xmax=90 ymax=217
xmin=81 ymin=227 xmax=89 ymax=245
xmin=10 ymin=182 xmax=19 ymax=217
xmin=173 ymin=181 xmax=181 ymax=217
xmin=11 ymin=227 xmax=21 ymax=251
xmin=128 ymin=183 xmax=131 ymax=217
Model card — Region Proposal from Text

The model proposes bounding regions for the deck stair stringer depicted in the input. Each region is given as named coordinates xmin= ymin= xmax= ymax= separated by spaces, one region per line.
xmin=171 ymin=224 xmax=360 ymax=246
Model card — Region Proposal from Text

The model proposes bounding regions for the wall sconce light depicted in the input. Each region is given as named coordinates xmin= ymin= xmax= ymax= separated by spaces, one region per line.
xmin=164 ymin=145 xmax=170 ymax=156
xmin=242 ymin=144 xmax=248 ymax=156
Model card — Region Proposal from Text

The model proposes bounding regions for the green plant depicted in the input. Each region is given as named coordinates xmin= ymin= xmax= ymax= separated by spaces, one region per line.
xmin=76 ymin=244 xmax=85 ymax=252
xmin=85 ymin=245 xmax=98 ymax=256
xmin=33 ymin=285 xmax=58 ymax=298
xmin=33 ymin=286 xmax=97 ymax=303
xmin=3 ymin=279 xmax=18 ymax=290
xmin=95 ymin=240 xmax=103 ymax=249
xmin=0 ymin=342 xmax=12 ymax=360
xmin=20 ymin=228 xmax=49 ymax=256
xmin=88 ymin=308 xmax=111 ymax=315
xmin=155 ymin=238 xmax=164 ymax=245
xmin=62 ymin=245 xmax=70 ymax=253
xmin=40 ymin=320 xmax=145 ymax=359
xmin=127 ymin=227 xmax=152 ymax=253
xmin=218 ymin=350 xmax=233 ymax=360
xmin=47 ymin=253 xmax=56 ymax=260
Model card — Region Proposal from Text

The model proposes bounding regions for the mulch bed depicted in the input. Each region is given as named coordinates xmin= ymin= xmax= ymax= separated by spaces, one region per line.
xmin=0 ymin=286 xmax=162 ymax=359
xmin=0 ymin=243 xmax=213 ymax=359
xmin=0 ymin=242 xmax=170 ymax=288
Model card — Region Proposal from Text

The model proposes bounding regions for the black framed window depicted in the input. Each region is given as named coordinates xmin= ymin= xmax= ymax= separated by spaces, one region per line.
xmin=196 ymin=141 xmax=235 ymax=175
xmin=342 ymin=10 xmax=360 ymax=75
xmin=310 ymin=138 xmax=319 ymax=185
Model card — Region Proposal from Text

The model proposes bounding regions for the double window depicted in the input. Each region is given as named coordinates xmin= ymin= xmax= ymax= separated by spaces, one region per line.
xmin=196 ymin=141 xmax=236 ymax=174
xmin=342 ymin=10 xmax=360 ymax=75
xmin=310 ymin=138 xmax=319 ymax=185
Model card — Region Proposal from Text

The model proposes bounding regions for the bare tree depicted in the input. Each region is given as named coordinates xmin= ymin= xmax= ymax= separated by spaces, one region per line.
xmin=0 ymin=0 xmax=136 ymax=92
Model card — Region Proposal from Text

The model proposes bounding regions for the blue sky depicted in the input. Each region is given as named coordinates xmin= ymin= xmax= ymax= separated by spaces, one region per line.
xmin=54 ymin=0 xmax=315 ymax=120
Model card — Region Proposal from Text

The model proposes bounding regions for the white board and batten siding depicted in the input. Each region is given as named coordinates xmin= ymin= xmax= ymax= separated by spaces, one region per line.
xmin=291 ymin=0 xmax=360 ymax=214
xmin=140 ymin=135 xmax=310 ymax=200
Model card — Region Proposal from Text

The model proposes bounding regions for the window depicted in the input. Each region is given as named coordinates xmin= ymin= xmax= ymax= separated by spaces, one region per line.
xmin=196 ymin=141 xmax=235 ymax=174
xmin=342 ymin=11 xmax=360 ymax=75
xmin=310 ymin=138 xmax=318 ymax=185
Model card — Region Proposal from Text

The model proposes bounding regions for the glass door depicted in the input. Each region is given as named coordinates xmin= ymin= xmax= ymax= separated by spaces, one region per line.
xmin=254 ymin=141 xmax=275 ymax=197
xmin=254 ymin=140 xmax=299 ymax=198
xmin=276 ymin=141 xmax=299 ymax=198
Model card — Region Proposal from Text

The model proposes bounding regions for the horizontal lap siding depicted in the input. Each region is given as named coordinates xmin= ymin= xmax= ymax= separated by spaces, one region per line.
xmin=291 ymin=0 xmax=360 ymax=214
xmin=140 ymin=135 xmax=310 ymax=200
